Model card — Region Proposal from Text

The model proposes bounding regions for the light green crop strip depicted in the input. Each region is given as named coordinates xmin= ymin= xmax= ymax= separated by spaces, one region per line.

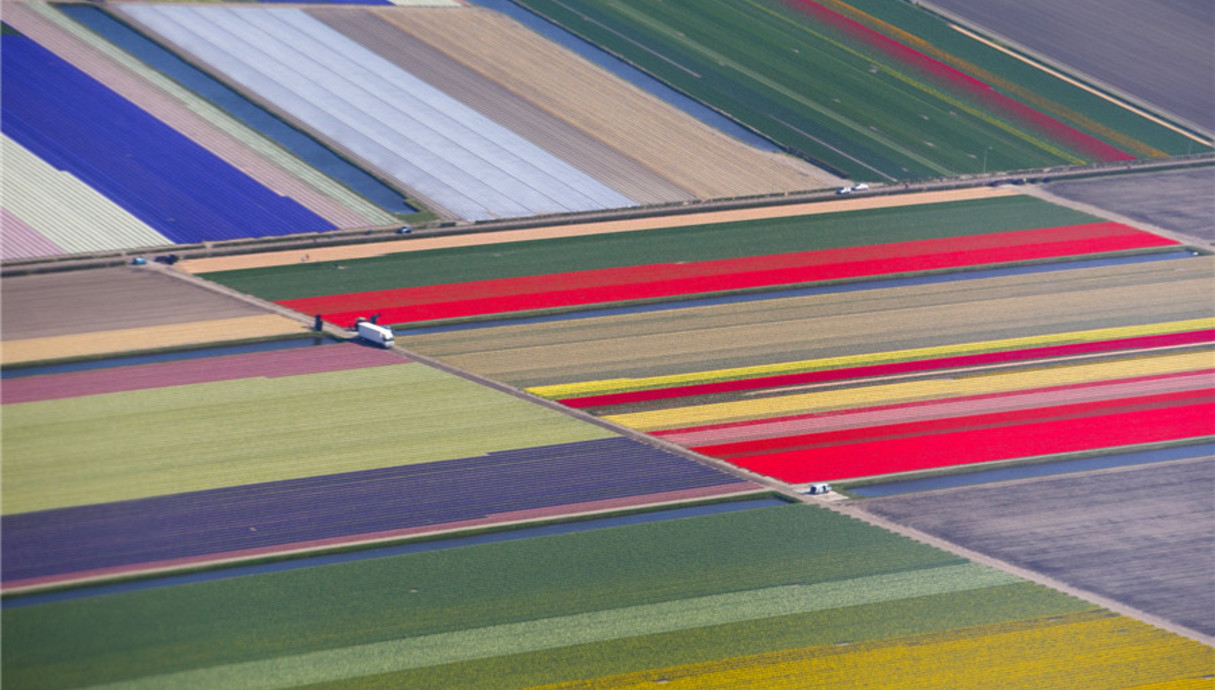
xmin=3 ymin=365 xmax=613 ymax=514
xmin=529 ymin=317 xmax=1214 ymax=399
xmin=84 ymin=563 xmax=1020 ymax=690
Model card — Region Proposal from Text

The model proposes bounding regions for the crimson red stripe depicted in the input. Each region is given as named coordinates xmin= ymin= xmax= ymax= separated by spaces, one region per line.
xmin=288 ymin=224 xmax=1144 ymax=313
xmin=783 ymin=0 xmax=1136 ymax=162
xmin=697 ymin=389 xmax=1212 ymax=458
xmin=284 ymin=224 xmax=1173 ymax=327
xmin=562 ymin=329 xmax=1214 ymax=408
xmin=653 ymin=368 xmax=1215 ymax=439
xmin=730 ymin=401 xmax=1215 ymax=482
xmin=296 ymin=223 xmax=1159 ymax=311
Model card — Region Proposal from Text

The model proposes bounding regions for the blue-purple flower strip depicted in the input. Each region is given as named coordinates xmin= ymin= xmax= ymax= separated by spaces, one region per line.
xmin=3 ymin=437 xmax=754 ymax=588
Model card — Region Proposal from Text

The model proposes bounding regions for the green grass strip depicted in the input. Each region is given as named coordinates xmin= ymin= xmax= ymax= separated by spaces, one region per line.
xmin=200 ymin=197 xmax=1096 ymax=301
xmin=82 ymin=563 xmax=1020 ymax=689
xmin=2 ymin=364 xmax=612 ymax=514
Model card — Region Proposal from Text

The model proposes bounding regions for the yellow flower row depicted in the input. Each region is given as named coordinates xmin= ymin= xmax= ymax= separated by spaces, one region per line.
xmin=527 ymin=318 xmax=1213 ymax=400
xmin=530 ymin=611 xmax=1214 ymax=689
xmin=604 ymin=348 xmax=1213 ymax=431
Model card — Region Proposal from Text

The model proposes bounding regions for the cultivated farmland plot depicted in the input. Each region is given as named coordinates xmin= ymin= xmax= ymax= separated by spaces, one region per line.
xmin=2 ymin=267 xmax=272 ymax=340
xmin=858 ymin=458 xmax=1215 ymax=639
xmin=1045 ymin=167 xmax=1215 ymax=242
xmin=117 ymin=4 xmax=635 ymax=222
xmin=2 ymin=1 xmax=398 ymax=240
xmin=0 ymin=266 xmax=311 ymax=365
xmin=6 ymin=504 xmax=1210 ymax=688
xmin=920 ymin=0 xmax=1215 ymax=133
xmin=113 ymin=3 xmax=830 ymax=223
xmin=202 ymin=189 xmax=1212 ymax=487
xmin=1 ymin=343 xmax=757 ymax=590
xmin=1 ymin=26 xmax=336 ymax=251
xmin=510 ymin=0 xmax=1208 ymax=180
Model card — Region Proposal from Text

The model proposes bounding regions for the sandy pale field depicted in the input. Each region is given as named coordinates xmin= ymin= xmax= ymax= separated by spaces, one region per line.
xmin=2 ymin=315 xmax=310 ymax=366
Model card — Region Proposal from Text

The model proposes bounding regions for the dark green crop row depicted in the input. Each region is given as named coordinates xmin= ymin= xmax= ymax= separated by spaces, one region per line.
xmin=5 ymin=505 xmax=975 ymax=688
xmin=202 ymin=196 xmax=1096 ymax=301
xmin=510 ymin=0 xmax=1206 ymax=180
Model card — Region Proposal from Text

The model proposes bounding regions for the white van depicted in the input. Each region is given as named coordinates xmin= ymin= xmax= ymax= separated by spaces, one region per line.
xmin=356 ymin=321 xmax=395 ymax=348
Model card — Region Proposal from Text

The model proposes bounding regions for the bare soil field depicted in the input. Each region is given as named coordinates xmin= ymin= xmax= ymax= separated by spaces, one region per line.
xmin=1 ymin=267 xmax=276 ymax=341
xmin=180 ymin=187 xmax=1017 ymax=273
xmin=857 ymin=457 xmax=1215 ymax=639
xmin=920 ymin=0 xmax=1214 ymax=134
xmin=1045 ymin=168 xmax=1215 ymax=243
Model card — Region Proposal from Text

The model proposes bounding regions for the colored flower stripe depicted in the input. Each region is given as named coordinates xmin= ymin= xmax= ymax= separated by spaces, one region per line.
xmin=696 ymin=389 xmax=1212 ymax=459
xmin=0 ymin=344 xmax=405 ymax=404
xmin=604 ymin=350 xmax=1215 ymax=432
xmin=531 ymin=318 xmax=1215 ymax=399
xmin=808 ymin=0 xmax=1167 ymax=159
xmin=729 ymin=400 xmax=1215 ymax=482
xmin=1 ymin=437 xmax=745 ymax=588
xmin=560 ymin=328 xmax=1214 ymax=408
xmin=46 ymin=563 xmax=1017 ymax=687
xmin=784 ymin=0 xmax=1136 ymax=162
xmin=659 ymin=369 xmax=1214 ymax=447
xmin=553 ymin=611 xmax=1213 ymax=689
xmin=282 ymin=223 xmax=1173 ymax=327
xmin=299 ymin=223 xmax=1161 ymax=306
xmin=4 ymin=483 xmax=758 ymax=594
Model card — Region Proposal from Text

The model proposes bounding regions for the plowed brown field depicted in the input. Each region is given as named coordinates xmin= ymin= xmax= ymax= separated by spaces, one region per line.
xmin=2 ymin=267 xmax=273 ymax=340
